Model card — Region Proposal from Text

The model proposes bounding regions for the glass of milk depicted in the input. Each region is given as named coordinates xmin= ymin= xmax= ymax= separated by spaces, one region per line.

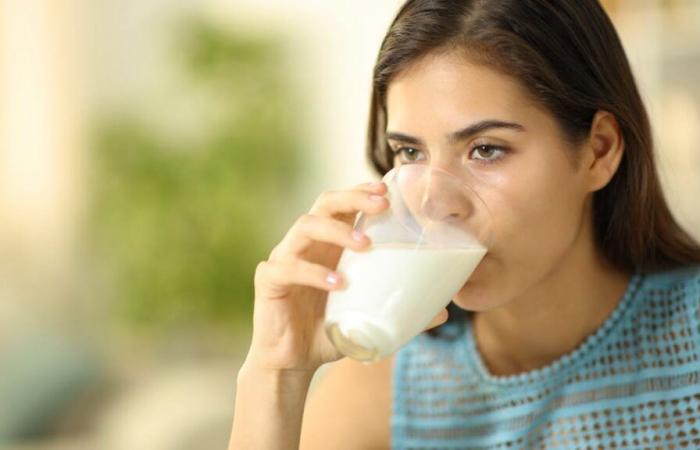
xmin=324 ymin=164 xmax=492 ymax=363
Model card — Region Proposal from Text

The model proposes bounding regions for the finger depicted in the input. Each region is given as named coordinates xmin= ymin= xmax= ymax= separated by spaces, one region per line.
xmin=274 ymin=214 xmax=371 ymax=258
xmin=353 ymin=181 xmax=387 ymax=194
xmin=309 ymin=187 xmax=389 ymax=219
xmin=424 ymin=308 xmax=449 ymax=330
xmin=255 ymin=259 xmax=345 ymax=297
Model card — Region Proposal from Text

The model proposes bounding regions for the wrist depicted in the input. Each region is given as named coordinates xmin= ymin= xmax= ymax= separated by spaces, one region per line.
xmin=238 ymin=359 xmax=317 ymax=386
xmin=230 ymin=361 xmax=315 ymax=450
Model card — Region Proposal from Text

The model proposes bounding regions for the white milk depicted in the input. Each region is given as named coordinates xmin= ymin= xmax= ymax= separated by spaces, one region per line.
xmin=324 ymin=243 xmax=487 ymax=362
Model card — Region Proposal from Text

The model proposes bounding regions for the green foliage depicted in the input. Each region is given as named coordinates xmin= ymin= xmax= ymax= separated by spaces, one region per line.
xmin=90 ymin=18 xmax=304 ymax=329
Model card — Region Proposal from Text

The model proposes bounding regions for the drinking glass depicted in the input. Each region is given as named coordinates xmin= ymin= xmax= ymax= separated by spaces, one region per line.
xmin=324 ymin=164 xmax=493 ymax=362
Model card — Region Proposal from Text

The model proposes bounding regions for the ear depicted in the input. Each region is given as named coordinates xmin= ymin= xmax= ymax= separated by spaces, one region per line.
xmin=582 ymin=110 xmax=625 ymax=192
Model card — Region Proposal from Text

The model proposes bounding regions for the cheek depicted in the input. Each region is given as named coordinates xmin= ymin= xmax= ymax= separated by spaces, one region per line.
xmin=504 ymin=188 xmax=580 ymax=260
xmin=487 ymin=152 xmax=583 ymax=256
xmin=456 ymin=153 xmax=586 ymax=303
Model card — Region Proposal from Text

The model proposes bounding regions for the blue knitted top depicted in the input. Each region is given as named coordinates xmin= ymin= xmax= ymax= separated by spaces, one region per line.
xmin=392 ymin=266 xmax=700 ymax=449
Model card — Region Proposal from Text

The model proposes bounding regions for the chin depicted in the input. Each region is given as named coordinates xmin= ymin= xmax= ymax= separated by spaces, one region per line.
xmin=450 ymin=260 xmax=505 ymax=312
xmin=451 ymin=283 xmax=495 ymax=312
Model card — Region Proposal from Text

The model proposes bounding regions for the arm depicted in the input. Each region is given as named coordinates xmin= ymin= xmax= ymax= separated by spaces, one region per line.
xmin=228 ymin=362 xmax=316 ymax=450
xmin=228 ymin=181 xmax=392 ymax=449
xmin=299 ymin=355 xmax=393 ymax=450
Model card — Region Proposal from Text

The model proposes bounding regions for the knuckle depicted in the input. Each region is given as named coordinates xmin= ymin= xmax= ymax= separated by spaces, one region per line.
xmin=254 ymin=261 xmax=268 ymax=281
xmin=267 ymin=260 xmax=290 ymax=281
xmin=268 ymin=244 xmax=283 ymax=260
xmin=293 ymin=214 xmax=313 ymax=233
xmin=354 ymin=182 xmax=370 ymax=190
xmin=319 ymin=190 xmax=336 ymax=202
xmin=312 ymin=190 xmax=333 ymax=209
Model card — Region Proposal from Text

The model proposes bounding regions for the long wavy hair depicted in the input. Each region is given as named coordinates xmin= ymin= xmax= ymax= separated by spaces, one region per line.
xmin=365 ymin=0 xmax=700 ymax=338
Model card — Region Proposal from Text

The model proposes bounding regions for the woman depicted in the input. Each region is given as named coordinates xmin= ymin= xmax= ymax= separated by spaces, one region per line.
xmin=229 ymin=1 xmax=700 ymax=448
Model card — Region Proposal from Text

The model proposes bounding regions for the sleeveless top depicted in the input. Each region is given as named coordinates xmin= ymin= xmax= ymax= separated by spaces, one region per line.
xmin=392 ymin=266 xmax=700 ymax=449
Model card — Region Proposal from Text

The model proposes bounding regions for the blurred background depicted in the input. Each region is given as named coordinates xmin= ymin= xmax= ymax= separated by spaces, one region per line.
xmin=0 ymin=1 xmax=698 ymax=449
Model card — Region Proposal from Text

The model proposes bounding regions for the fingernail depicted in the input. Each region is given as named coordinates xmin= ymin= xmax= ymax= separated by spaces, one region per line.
xmin=369 ymin=194 xmax=385 ymax=202
xmin=351 ymin=230 xmax=365 ymax=242
xmin=326 ymin=272 xmax=340 ymax=285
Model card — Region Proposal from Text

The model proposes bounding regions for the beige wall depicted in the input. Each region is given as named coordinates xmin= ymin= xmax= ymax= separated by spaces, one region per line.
xmin=608 ymin=2 xmax=700 ymax=237
xmin=0 ymin=0 xmax=698 ymax=276
xmin=0 ymin=1 xmax=85 ymax=327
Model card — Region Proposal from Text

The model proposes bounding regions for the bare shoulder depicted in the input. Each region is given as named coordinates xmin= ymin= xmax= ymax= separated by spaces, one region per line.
xmin=299 ymin=355 xmax=395 ymax=450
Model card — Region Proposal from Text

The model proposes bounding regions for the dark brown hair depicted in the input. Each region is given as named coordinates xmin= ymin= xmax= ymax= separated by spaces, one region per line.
xmin=365 ymin=0 xmax=700 ymax=338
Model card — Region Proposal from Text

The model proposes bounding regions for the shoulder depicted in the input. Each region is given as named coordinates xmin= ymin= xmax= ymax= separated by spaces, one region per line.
xmin=607 ymin=264 xmax=700 ymax=375
xmin=635 ymin=264 xmax=700 ymax=339
xmin=300 ymin=355 xmax=394 ymax=450
xmin=639 ymin=264 xmax=700 ymax=314
xmin=642 ymin=264 xmax=700 ymax=291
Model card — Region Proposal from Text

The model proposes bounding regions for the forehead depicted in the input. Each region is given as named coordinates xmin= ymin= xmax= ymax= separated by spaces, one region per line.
xmin=386 ymin=51 xmax=542 ymax=131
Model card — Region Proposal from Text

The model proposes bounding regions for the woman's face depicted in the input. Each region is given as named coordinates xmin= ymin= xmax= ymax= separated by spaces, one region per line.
xmin=385 ymin=51 xmax=592 ymax=311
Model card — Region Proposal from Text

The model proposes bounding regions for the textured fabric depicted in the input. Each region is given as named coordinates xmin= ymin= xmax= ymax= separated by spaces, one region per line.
xmin=392 ymin=266 xmax=700 ymax=449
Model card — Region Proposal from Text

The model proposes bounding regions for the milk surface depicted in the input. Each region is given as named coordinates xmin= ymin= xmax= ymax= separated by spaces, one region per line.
xmin=325 ymin=243 xmax=486 ymax=361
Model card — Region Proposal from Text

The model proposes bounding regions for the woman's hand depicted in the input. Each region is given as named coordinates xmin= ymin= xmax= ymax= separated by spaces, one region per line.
xmin=244 ymin=180 xmax=449 ymax=374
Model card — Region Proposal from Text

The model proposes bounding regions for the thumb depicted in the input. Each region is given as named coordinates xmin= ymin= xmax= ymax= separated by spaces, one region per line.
xmin=424 ymin=308 xmax=449 ymax=330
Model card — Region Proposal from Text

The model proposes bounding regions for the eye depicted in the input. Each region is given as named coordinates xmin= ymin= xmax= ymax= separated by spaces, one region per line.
xmin=392 ymin=146 xmax=427 ymax=163
xmin=470 ymin=144 xmax=507 ymax=163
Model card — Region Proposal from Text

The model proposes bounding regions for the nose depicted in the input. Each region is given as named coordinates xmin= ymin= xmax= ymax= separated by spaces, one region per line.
xmin=399 ymin=167 xmax=473 ymax=225
xmin=420 ymin=179 xmax=472 ymax=224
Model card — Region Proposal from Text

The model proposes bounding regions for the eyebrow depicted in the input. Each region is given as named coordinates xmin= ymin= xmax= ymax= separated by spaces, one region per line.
xmin=386 ymin=119 xmax=526 ymax=145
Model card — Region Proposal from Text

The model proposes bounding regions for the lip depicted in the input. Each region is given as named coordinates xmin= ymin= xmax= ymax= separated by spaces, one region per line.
xmin=465 ymin=255 xmax=489 ymax=283
xmin=383 ymin=164 xmax=494 ymax=248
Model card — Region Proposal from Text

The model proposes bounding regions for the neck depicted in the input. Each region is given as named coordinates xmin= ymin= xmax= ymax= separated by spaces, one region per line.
xmin=472 ymin=215 xmax=631 ymax=376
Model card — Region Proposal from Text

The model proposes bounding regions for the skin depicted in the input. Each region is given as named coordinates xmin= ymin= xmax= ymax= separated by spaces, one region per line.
xmin=385 ymin=49 xmax=631 ymax=375
xmin=230 ymin=47 xmax=633 ymax=449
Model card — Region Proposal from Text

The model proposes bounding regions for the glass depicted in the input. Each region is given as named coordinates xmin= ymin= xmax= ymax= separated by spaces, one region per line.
xmin=324 ymin=164 xmax=493 ymax=362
